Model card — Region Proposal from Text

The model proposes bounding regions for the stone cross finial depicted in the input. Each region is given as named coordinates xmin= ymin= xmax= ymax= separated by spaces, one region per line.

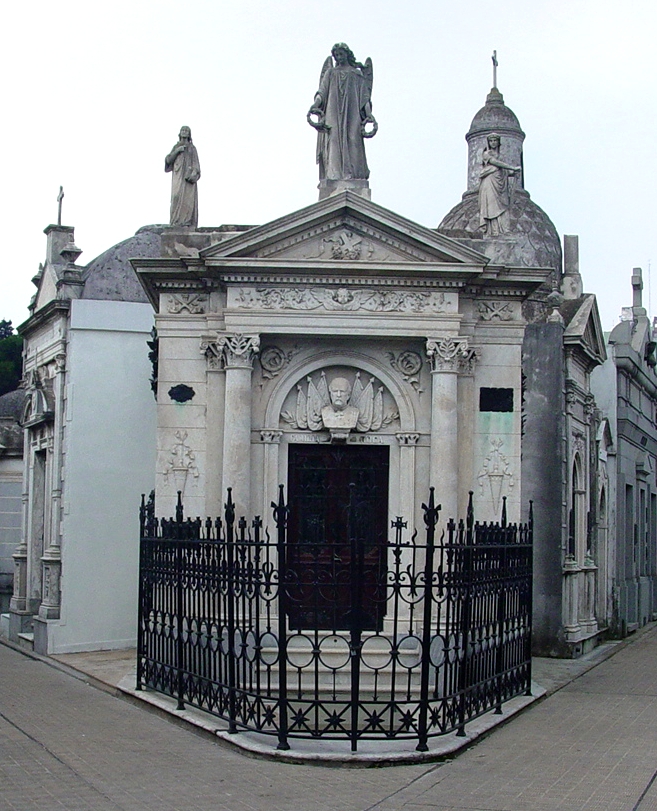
xmin=632 ymin=267 xmax=644 ymax=309
xmin=57 ymin=186 xmax=64 ymax=226
xmin=492 ymin=51 xmax=498 ymax=88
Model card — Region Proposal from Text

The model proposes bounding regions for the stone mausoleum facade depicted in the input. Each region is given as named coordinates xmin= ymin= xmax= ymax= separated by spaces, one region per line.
xmin=8 ymin=62 xmax=657 ymax=659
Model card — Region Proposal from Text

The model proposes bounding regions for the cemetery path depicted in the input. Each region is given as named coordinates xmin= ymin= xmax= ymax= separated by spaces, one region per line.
xmin=2 ymin=624 xmax=657 ymax=811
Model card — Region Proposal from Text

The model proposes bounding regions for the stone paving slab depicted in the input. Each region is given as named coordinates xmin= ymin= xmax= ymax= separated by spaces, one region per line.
xmin=2 ymin=624 xmax=657 ymax=810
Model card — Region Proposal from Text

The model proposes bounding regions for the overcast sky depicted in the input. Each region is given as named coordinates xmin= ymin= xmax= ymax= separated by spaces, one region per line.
xmin=2 ymin=0 xmax=655 ymax=332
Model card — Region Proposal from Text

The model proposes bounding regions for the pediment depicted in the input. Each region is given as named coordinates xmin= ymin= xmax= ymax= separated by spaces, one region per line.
xmin=563 ymin=294 xmax=607 ymax=365
xmin=201 ymin=191 xmax=489 ymax=267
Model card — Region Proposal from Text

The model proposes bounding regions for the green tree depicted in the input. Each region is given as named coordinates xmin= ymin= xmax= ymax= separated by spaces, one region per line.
xmin=0 ymin=321 xmax=23 ymax=396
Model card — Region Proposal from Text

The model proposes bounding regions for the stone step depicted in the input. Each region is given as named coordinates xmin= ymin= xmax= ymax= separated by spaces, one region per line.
xmin=17 ymin=632 xmax=34 ymax=651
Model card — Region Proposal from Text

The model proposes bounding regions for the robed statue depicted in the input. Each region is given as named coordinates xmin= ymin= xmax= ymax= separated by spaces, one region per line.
xmin=307 ymin=43 xmax=377 ymax=182
xmin=478 ymin=133 xmax=521 ymax=237
xmin=165 ymin=126 xmax=201 ymax=228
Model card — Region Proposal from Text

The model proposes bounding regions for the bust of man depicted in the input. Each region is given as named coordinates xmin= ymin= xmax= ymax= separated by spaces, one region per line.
xmin=321 ymin=377 xmax=359 ymax=430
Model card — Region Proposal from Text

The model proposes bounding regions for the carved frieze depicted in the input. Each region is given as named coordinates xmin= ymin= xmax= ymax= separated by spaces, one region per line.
xmin=167 ymin=292 xmax=208 ymax=314
xmin=234 ymin=287 xmax=452 ymax=314
xmin=477 ymin=438 xmax=514 ymax=514
xmin=426 ymin=337 xmax=471 ymax=373
xmin=280 ymin=370 xmax=398 ymax=436
xmin=388 ymin=351 xmax=423 ymax=392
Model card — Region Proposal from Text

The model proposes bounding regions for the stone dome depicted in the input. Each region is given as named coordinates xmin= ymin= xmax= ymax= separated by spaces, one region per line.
xmin=437 ymin=86 xmax=562 ymax=276
xmin=439 ymin=191 xmax=562 ymax=274
xmin=468 ymin=87 xmax=523 ymax=138
xmin=81 ymin=225 xmax=168 ymax=303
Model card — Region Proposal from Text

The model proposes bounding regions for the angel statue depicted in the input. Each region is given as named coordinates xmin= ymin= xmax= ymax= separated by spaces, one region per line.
xmin=307 ymin=43 xmax=377 ymax=183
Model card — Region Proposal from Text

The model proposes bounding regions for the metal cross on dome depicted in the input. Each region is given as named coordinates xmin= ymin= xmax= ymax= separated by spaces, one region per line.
xmin=492 ymin=50 xmax=498 ymax=88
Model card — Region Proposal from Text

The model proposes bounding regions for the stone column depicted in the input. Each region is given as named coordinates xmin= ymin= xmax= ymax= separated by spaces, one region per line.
xmin=39 ymin=355 xmax=66 ymax=621
xmin=219 ymin=334 xmax=260 ymax=520
xmin=426 ymin=337 xmax=470 ymax=525
xmin=261 ymin=431 xmax=282 ymax=528
xmin=200 ymin=337 xmax=227 ymax=517
xmin=457 ymin=347 xmax=478 ymax=517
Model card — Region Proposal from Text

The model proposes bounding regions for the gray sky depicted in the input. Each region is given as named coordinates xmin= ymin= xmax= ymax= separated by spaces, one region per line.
xmin=2 ymin=0 xmax=655 ymax=331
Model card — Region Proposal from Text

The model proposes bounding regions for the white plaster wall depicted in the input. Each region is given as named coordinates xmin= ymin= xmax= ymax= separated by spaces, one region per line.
xmin=49 ymin=300 xmax=156 ymax=653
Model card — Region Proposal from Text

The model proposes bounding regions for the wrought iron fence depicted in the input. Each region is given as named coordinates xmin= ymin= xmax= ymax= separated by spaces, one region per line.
xmin=137 ymin=488 xmax=533 ymax=752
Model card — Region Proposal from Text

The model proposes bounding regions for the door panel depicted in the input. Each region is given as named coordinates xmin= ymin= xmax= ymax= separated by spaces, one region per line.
xmin=286 ymin=444 xmax=389 ymax=631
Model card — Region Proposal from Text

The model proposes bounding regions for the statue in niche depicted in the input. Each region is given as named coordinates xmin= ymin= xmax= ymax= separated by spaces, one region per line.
xmin=478 ymin=133 xmax=521 ymax=237
xmin=307 ymin=43 xmax=377 ymax=182
xmin=281 ymin=371 xmax=398 ymax=435
xmin=165 ymin=126 xmax=201 ymax=228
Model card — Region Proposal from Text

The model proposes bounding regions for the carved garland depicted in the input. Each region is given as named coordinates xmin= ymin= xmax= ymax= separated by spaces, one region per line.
xmin=235 ymin=287 xmax=449 ymax=313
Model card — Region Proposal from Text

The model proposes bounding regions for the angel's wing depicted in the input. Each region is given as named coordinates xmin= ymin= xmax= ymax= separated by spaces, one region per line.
xmin=361 ymin=57 xmax=373 ymax=101
xmin=319 ymin=55 xmax=332 ymax=88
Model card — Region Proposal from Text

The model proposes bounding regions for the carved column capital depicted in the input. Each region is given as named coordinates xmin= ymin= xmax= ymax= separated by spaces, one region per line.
xmin=260 ymin=430 xmax=283 ymax=444
xmin=201 ymin=333 xmax=260 ymax=370
xmin=426 ymin=337 xmax=470 ymax=373
xmin=396 ymin=433 xmax=420 ymax=446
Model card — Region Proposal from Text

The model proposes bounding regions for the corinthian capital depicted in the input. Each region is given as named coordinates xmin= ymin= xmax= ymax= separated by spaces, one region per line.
xmin=200 ymin=333 xmax=260 ymax=370
xmin=426 ymin=337 xmax=470 ymax=373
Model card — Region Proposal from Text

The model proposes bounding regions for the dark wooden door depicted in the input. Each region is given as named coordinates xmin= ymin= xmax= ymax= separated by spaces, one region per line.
xmin=286 ymin=444 xmax=389 ymax=631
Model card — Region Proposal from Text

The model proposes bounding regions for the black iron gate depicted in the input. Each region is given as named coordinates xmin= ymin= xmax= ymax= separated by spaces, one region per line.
xmin=137 ymin=488 xmax=533 ymax=752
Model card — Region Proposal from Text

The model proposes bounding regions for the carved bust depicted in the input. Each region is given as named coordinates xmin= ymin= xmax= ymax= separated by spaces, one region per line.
xmin=321 ymin=377 xmax=359 ymax=429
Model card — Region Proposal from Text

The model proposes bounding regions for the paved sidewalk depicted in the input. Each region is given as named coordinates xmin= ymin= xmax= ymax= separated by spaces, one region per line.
xmin=1 ymin=625 xmax=657 ymax=810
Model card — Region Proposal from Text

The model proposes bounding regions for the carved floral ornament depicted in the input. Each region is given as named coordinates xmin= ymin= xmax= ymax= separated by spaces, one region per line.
xmin=281 ymin=370 xmax=398 ymax=438
xmin=200 ymin=333 xmax=260 ymax=370
xmin=234 ymin=287 xmax=450 ymax=314
xmin=388 ymin=351 xmax=423 ymax=392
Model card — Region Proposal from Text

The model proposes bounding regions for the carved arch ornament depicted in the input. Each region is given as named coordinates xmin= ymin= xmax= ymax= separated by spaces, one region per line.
xmin=263 ymin=351 xmax=416 ymax=435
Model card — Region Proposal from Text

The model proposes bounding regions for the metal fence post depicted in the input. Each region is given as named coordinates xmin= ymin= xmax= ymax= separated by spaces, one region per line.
xmin=272 ymin=485 xmax=290 ymax=751
xmin=456 ymin=491 xmax=474 ymax=737
xmin=416 ymin=487 xmax=440 ymax=752
xmin=175 ymin=491 xmax=185 ymax=711
xmin=225 ymin=489 xmax=237 ymax=733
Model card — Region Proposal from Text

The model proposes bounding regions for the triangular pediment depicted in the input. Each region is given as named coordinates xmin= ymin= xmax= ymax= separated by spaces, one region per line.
xmin=201 ymin=191 xmax=489 ymax=267
xmin=563 ymin=294 xmax=607 ymax=365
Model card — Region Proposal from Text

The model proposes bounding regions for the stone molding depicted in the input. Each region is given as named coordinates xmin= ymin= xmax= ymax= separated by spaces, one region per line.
xmin=426 ymin=337 xmax=471 ymax=373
